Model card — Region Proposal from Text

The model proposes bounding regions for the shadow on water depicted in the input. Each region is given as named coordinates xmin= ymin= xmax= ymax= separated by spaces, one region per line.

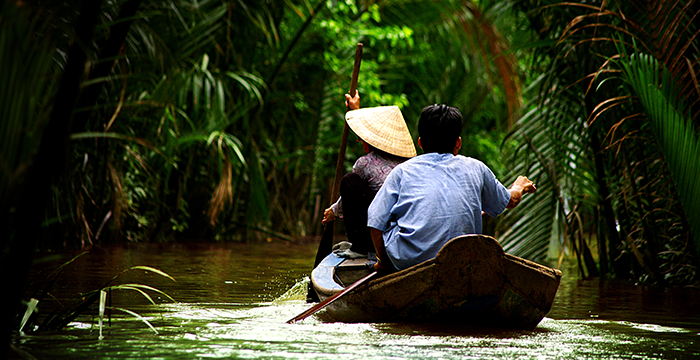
xmin=12 ymin=241 xmax=700 ymax=359
xmin=549 ymin=261 xmax=700 ymax=331
xmin=375 ymin=321 xmax=555 ymax=337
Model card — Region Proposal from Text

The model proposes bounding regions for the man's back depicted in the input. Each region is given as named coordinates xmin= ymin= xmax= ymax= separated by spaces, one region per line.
xmin=367 ymin=153 xmax=510 ymax=270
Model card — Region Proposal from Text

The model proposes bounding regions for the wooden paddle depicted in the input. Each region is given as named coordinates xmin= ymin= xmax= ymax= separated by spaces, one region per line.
xmin=310 ymin=44 xmax=364 ymax=273
xmin=288 ymin=270 xmax=377 ymax=323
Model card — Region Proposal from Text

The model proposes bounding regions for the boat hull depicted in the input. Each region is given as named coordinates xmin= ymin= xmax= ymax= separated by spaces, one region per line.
xmin=311 ymin=234 xmax=562 ymax=329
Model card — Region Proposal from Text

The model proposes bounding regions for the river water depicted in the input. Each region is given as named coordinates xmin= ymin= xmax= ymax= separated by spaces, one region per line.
xmin=13 ymin=241 xmax=700 ymax=359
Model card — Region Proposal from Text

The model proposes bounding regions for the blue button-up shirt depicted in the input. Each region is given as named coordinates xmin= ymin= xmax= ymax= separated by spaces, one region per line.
xmin=367 ymin=153 xmax=510 ymax=270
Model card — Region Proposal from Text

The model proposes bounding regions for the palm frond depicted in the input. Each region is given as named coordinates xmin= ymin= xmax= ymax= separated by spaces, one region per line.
xmin=516 ymin=0 xmax=700 ymax=283
xmin=497 ymin=70 xmax=598 ymax=265
xmin=0 ymin=1 xmax=57 ymax=212
xmin=615 ymin=47 xmax=700 ymax=259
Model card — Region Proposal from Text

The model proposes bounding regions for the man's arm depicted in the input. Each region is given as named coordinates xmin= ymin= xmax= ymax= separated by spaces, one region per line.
xmin=370 ymin=228 xmax=389 ymax=271
xmin=506 ymin=176 xmax=537 ymax=209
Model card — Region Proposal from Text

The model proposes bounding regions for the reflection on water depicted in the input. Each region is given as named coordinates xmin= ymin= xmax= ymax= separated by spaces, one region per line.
xmin=15 ymin=241 xmax=700 ymax=359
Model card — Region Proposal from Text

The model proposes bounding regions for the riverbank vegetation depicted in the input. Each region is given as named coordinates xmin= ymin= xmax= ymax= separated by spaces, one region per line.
xmin=2 ymin=2 xmax=699 ymax=342
xmin=496 ymin=1 xmax=700 ymax=287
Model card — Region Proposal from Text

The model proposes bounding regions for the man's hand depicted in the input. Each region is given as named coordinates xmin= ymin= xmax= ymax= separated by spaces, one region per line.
xmin=512 ymin=175 xmax=536 ymax=194
xmin=506 ymin=176 xmax=536 ymax=209
xmin=322 ymin=207 xmax=335 ymax=224
xmin=345 ymin=92 xmax=360 ymax=110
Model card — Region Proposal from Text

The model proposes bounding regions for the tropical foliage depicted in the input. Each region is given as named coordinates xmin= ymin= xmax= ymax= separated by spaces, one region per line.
xmin=3 ymin=1 xmax=700 ymax=345
xmin=2 ymin=0 xmax=527 ymax=249
xmin=496 ymin=0 xmax=700 ymax=285
xmin=2 ymin=0 xmax=531 ymax=344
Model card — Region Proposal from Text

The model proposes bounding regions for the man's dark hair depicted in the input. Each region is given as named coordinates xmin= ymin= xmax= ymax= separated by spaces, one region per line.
xmin=417 ymin=104 xmax=463 ymax=154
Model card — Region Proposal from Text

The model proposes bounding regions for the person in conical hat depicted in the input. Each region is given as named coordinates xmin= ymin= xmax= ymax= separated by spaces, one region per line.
xmin=322 ymin=91 xmax=416 ymax=255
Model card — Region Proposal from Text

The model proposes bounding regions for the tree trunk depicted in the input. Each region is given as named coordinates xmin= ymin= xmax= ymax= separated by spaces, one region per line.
xmin=585 ymin=94 xmax=624 ymax=278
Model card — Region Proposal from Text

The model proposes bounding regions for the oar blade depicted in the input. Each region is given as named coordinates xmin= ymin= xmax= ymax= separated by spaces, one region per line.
xmin=287 ymin=271 xmax=377 ymax=324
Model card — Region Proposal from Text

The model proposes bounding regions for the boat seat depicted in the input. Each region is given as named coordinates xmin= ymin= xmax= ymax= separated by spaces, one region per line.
xmin=334 ymin=257 xmax=373 ymax=287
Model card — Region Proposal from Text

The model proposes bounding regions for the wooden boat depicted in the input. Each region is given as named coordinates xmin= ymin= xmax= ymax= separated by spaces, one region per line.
xmin=311 ymin=234 xmax=562 ymax=329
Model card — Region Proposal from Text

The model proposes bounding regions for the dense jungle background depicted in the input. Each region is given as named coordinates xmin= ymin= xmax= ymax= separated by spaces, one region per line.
xmin=2 ymin=0 xmax=700 ymax=349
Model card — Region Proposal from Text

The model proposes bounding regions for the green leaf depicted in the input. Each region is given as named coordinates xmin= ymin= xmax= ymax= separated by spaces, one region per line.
xmin=113 ymin=307 xmax=158 ymax=334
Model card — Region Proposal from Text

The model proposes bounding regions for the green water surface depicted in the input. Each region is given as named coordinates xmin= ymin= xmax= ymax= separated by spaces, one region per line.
xmin=13 ymin=241 xmax=700 ymax=359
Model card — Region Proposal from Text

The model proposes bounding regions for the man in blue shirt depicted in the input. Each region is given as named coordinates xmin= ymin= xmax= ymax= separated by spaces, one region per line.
xmin=367 ymin=104 xmax=536 ymax=271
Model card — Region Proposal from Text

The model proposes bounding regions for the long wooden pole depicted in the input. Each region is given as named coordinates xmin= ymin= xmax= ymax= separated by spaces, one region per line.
xmin=288 ymin=271 xmax=376 ymax=323
xmin=311 ymin=44 xmax=363 ymax=269
xmin=331 ymin=44 xmax=363 ymax=205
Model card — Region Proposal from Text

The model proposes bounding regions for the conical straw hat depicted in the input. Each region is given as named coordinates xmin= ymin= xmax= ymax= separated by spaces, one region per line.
xmin=345 ymin=106 xmax=416 ymax=158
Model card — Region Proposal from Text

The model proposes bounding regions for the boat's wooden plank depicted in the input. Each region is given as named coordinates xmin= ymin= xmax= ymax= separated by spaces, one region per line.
xmin=493 ymin=286 xmax=548 ymax=329
xmin=335 ymin=267 xmax=372 ymax=287
xmin=502 ymin=253 xmax=561 ymax=312
xmin=328 ymin=263 xmax=439 ymax=322
xmin=337 ymin=258 xmax=368 ymax=268
xmin=434 ymin=235 xmax=505 ymax=302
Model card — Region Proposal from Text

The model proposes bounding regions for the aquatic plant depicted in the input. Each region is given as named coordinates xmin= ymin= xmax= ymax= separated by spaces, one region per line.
xmin=19 ymin=253 xmax=175 ymax=335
